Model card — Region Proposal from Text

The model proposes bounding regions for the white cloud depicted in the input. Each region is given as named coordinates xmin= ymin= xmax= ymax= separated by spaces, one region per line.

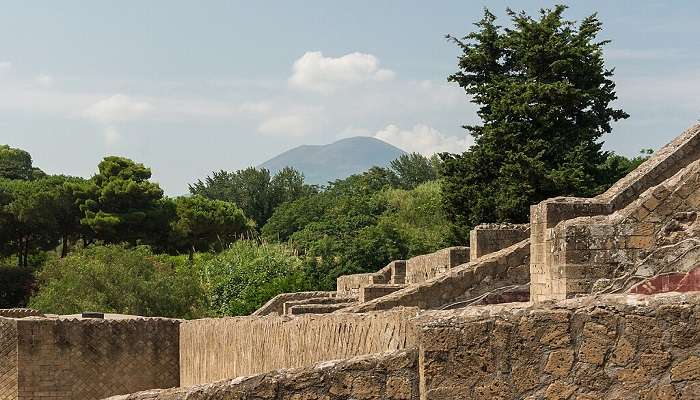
xmin=289 ymin=51 xmax=395 ymax=93
xmin=258 ymin=113 xmax=317 ymax=137
xmin=83 ymin=94 xmax=153 ymax=123
xmin=35 ymin=74 xmax=54 ymax=87
xmin=373 ymin=124 xmax=472 ymax=155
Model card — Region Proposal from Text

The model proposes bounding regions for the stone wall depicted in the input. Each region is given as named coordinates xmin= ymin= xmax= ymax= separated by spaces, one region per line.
xmin=179 ymin=308 xmax=419 ymax=386
xmin=405 ymin=247 xmax=469 ymax=284
xmin=109 ymin=350 xmax=420 ymax=400
xmin=336 ymin=261 xmax=397 ymax=295
xmin=531 ymin=123 xmax=700 ymax=303
xmin=252 ymin=291 xmax=336 ymax=316
xmin=343 ymin=240 xmax=530 ymax=313
xmin=0 ymin=309 xmax=43 ymax=319
xmin=417 ymin=292 xmax=700 ymax=399
xmin=545 ymin=157 xmax=700 ymax=300
xmin=470 ymin=223 xmax=530 ymax=260
xmin=8 ymin=317 xmax=179 ymax=400
xmin=0 ymin=318 xmax=17 ymax=400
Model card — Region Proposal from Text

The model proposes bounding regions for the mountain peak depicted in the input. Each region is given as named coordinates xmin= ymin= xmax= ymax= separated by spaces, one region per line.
xmin=259 ymin=136 xmax=406 ymax=185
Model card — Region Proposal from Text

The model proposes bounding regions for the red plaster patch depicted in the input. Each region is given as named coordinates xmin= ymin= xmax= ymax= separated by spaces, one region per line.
xmin=629 ymin=266 xmax=700 ymax=294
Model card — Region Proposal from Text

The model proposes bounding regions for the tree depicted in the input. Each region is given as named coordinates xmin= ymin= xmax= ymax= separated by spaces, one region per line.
xmin=170 ymin=195 xmax=253 ymax=259
xmin=0 ymin=144 xmax=40 ymax=180
xmin=441 ymin=5 xmax=629 ymax=241
xmin=29 ymin=245 xmax=202 ymax=318
xmin=189 ymin=167 xmax=314 ymax=228
xmin=390 ymin=153 xmax=438 ymax=189
xmin=79 ymin=157 xmax=173 ymax=246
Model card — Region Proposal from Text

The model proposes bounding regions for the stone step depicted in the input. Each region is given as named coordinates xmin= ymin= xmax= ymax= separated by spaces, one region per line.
xmin=287 ymin=302 xmax=357 ymax=315
xmin=283 ymin=296 xmax=357 ymax=315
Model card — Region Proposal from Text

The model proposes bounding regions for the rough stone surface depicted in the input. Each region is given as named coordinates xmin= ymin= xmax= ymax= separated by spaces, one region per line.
xmin=253 ymin=291 xmax=336 ymax=316
xmin=108 ymin=350 xmax=420 ymax=400
xmin=342 ymin=239 xmax=530 ymax=313
xmin=417 ymin=292 xmax=700 ymax=399
xmin=0 ymin=318 xmax=17 ymax=400
xmin=179 ymin=308 xmax=419 ymax=386
xmin=0 ymin=309 xmax=43 ymax=319
xmin=405 ymin=247 xmax=470 ymax=284
xmin=470 ymin=223 xmax=530 ymax=260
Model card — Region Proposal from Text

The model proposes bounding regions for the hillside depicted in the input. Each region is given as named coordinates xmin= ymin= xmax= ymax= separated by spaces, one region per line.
xmin=259 ymin=136 xmax=406 ymax=185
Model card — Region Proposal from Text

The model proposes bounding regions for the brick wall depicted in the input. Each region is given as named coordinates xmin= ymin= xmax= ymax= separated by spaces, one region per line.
xmin=0 ymin=318 xmax=17 ymax=400
xmin=14 ymin=318 xmax=179 ymax=400
xmin=179 ymin=308 xmax=419 ymax=386
xmin=0 ymin=309 xmax=43 ymax=319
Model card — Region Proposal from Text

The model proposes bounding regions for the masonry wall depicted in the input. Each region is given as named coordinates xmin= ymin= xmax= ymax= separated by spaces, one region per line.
xmin=0 ymin=318 xmax=17 ymax=400
xmin=417 ymin=292 xmax=700 ymax=399
xmin=180 ymin=308 xmax=419 ymax=386
xmin=405 ymin=247 xmax=469 ymax=284
xmin=343 ymin=240 xmax=530 ymax=313
xmin=470 ymin=223 xmax=530 ymax=260
xmin=109 ymin=350 xmax=420 ymax=400
xmin=546 ymin=157 xmax=700 ymax=300
xmin=15 ymin=318 xmax=179 ymax=400
xmin=530 ymin=123 xmax=700 ymax=303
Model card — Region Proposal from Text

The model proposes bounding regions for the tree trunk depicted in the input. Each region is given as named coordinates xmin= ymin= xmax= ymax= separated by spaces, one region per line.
xmin=61 ymin=234 xmax=69 ymax=258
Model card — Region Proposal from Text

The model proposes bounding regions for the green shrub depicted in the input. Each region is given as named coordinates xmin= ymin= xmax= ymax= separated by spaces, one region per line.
xmin=29 ymin=245 xmax=202 ymax=318
xmin=195 ymin=240 xmax=308 ymax=316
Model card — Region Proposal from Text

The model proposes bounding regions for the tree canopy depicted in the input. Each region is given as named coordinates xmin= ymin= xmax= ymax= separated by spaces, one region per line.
xmin=440 ymin=5 xmax=629 ymax=241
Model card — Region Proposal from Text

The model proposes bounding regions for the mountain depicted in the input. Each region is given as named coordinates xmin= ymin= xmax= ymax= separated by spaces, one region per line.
xmin=259 ymin=136 xmax=406 ymax=185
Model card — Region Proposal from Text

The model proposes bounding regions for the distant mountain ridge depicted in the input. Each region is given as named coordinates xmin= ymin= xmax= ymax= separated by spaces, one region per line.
xmin=259 ymin=136 xmax=406 ymax=185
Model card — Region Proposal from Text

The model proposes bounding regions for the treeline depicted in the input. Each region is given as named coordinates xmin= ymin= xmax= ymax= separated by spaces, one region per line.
xmin=1 ymin=5 xmax=656 ymax=317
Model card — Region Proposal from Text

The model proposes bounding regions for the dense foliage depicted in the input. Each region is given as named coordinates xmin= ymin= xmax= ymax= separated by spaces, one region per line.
xmin=1 ymin=7 xmax=655 ymax=318
xmin=30 ymin=245 xmax=202 ymax=318
xmin=441 ymin=5 xmax=629 ymax=241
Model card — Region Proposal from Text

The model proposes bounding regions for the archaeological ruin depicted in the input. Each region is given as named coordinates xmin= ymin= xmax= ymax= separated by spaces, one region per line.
xmin=1 ymin=123 xmax=700 ymax=399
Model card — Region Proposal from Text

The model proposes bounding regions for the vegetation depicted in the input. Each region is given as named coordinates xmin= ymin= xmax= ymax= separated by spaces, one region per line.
xmin=441 ymin=5 xmax=630 ymax=241
xmin=0 ymin=6 xmax=653 ymax=318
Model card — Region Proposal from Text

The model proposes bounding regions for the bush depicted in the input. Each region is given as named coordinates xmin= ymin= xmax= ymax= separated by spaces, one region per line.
xmin=0 ymin=265 xmax=35 ymax=308
xmin=195 ymin=240 xmax=308 ymax=316
xmin=29 ymin=245 xmax=202 ymax=318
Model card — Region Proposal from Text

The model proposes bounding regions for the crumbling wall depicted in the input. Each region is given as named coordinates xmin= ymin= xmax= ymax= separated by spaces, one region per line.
xmin=14 ymin=317 xmax=180 ymax=400
xmin=336 ymin=261 xmax=398 ymax=295
xmin=470 ymin=223 xmax=530 ymax=260
xmin=0 ymin=318 xmax=17 ymax=400
xmin=109 ymin=350 xmax=420 ymax=400
xmin=546 ymin=157 xmax=700 ymax=299
xmin=252 ymin=291 xmax=336 ymax=316
xmin=417 ymin=292 xmax=700 ymax=399
xmin=342 ymin=240 xmax=530 ymax=313
xmin=531 ymin=123 xmax=700 ymax=303
xmin=405 ymin=247 xmax=469 ymax=284
xmin=180 ymin=308 xmax=419 ymax=386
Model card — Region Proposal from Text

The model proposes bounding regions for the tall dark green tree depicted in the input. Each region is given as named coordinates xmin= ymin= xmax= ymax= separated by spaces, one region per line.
xmin=80 ymin=157 xmax=173 ymax=246
xmin=189 ymin=167 xmax=314 ymax=227
xmin=170 ymin=195 xmax=253 ymax=259
xmin=0 ymin=145 xmax=44 ymax=180
xmin=441 ymin=5 xmax=629 ymax=241
xmin=390 ymin=153 xmax=438 ymax=189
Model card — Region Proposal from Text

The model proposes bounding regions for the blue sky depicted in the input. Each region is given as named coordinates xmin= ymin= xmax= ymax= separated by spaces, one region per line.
xmin=1 ymin=1 xmax=698 ymax=194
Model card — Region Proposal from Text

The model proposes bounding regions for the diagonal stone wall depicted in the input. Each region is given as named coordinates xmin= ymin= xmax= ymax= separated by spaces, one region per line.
xmin=531 ymin=123 xmax=700 ymax=302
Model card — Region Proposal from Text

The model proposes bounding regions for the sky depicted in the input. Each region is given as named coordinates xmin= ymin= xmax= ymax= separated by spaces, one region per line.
xmin=0 ymin=1 xmax=698 ymax=194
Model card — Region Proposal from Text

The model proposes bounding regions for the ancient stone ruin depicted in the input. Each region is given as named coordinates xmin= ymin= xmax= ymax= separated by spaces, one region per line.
xmin=1 ymin=124 xmax=700 ymax=399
